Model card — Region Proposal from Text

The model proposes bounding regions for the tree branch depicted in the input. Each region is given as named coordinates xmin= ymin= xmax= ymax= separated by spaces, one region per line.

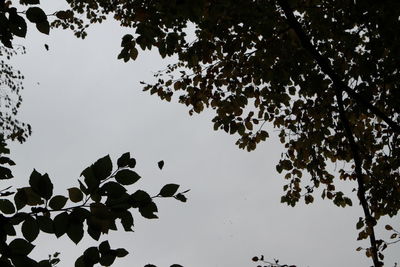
xmin=277 ymin=0 xmax=400 ymax=134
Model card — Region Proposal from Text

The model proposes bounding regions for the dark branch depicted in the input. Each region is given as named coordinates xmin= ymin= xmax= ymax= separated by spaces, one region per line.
xmin=277 ymin=0 xmax=400 ymax=135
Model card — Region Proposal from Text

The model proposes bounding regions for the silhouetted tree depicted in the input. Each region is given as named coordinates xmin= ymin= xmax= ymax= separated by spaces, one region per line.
xmin=1 ymin=1 xmax=400 ymax=266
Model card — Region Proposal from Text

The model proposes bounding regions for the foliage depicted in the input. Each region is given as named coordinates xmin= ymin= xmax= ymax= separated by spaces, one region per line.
xmin=1 ymin=0 xmax=400 ymax=266
xmin=0 ymin=137 xmax=188 ymax=266
xmin=0 ymin=46 xmax=31 ymax=143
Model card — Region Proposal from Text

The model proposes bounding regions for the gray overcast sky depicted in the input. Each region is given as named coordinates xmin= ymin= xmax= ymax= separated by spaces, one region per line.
xmin=7 ymin=11 xmax=399 ymax=267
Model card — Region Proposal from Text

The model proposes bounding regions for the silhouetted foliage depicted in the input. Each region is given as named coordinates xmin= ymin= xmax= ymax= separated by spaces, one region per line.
xmin=0 ymin=136 xmax=188 ymax=266
xmin=1 ymin=0 xmax=400 ymax=266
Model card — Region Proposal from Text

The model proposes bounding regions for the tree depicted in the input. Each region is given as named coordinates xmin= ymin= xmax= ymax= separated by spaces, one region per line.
xmin=1 ymin=0 xmax=400 ymax=266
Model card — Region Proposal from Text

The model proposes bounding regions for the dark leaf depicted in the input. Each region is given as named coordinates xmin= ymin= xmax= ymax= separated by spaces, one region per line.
xmin=29 ymin=169 xmax=53 ymax=200
xmin=9 ymin=238 xmax=35 ymax=255
xmin=159 ymin=184 xmax=179 ymax=197
xmin=68 ymin=187 xmax=84 ymax=203
xmin=175 ymin=193 xmax=187 ymax=202
xmin=26 ymin=7 xmax=47 ymax=23
xmin=139 ymin=201 xmax=158 ymax=219
xmin=53 ymin=212 xmax=69 ymax=238
xmin=48 ymin=195 xmax=68 ymax=210
xmin=115 ymin=169 xmax=141 ymax=185
xmin=21 ymin=216 xmax=39 ymax=242
xmin=158 ymin=160 xmax=164 ymax=170
xmin=117 ymin=152 xmax=130 ymax=168
xmin=99 ymin=253 xmax=116 ymax=266
xmin=36 ymin=215 xmax=54 ymax=233
xmin=93 ymin=155 xmax=113 ymax=180
xmin=67 ymin=222 xmax=84 ymax=244
xmin=116 ymin=248 xmax=129 ymax=258
xmin=0 ymin=199 xmax=15 ymax=214
xmin=99 ymin=240 xmax=111 ymax=254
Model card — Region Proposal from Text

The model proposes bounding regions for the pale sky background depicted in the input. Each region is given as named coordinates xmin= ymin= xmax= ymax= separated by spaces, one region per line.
xmin=6 ymin=5 xmax=400 ymax=267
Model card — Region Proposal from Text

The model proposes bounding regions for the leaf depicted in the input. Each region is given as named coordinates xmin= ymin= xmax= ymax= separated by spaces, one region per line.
xmin=115 ymin=169 xmax=141 ymax=185
xmin=99 ymin=253 xmax=116 ymax=266
xmin=22 ymin=216 xmax=39 ymax=242
xmin=68 ymin=187 xmax=84 ymax=203
xmin=117 ymin=152 xmax=130 ymax=168
xmin=93 ymin=155 xmax=113 ymax=180
xmin=0 ymin=165 xmax=13 ymax=179
xmin=49 ymin=195 xmax=68 ymax=210
xmin=9 ymin=11 xmax=27 ymax=38
xmin=67 ymin=222 xmax=84 ymax=244
xmin=385 ymin=224 xmax=393 ymax=231
xmin=99 ymin=240 xmax=111 ymax=253
xmin=129 ymin=190 xmax=151 ymax=208
xmin=83 ymin=247 xmax=100 ymax=265
xmin=175 ymin=193 xmax=187 ymax=202
xmin=22 ymin=187 xmax=44 ymax=206
xmin=158 ymin=160 xmax=164 ymax=170
xmin=159 ymin=184 xmax=179 ymax=197
xmin=9 ymin=238 xmax=35 ymax=255
xmin=170 ymin=265 xmax=184 ymax=267
xmin=356 ymin=217 xmax=364 ymax=230
xmin=36 ymin=215 xmax=54 ymax=234
xmin=53 ymin=212 xmax=69 ymax=238
xmin=139 ymin=201 xmax=158 ymax=219
xmin=0 ymin=199 xmax=15 ymax=214
xmin=130 ymin=47 xmax=138 ymax=60
xmin=36 ymin=21 xmax=50 ymax=35
xmin=101 ymin=181 xmax=127 ymax=199
xmin=81 ymin=166 xmax=100 ymax=193
xmin=14 ymin=189 xmax=27 ymax=210
xmin=29 ymin=169 xmax=53 ymax=200
xmin=119 ymin=210 xmax=134 ymax=231
xmin=116 ymin=248 xmax=129 ymax=257
xmin=87 ymin=225 xmax=101 ymax=241
xmin=26 ymin=7 xmax=47 ymax=23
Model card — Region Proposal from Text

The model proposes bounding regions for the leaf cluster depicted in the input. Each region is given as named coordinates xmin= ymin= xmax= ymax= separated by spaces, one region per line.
xmin=0 ymin=142 xmax=188 ymax=266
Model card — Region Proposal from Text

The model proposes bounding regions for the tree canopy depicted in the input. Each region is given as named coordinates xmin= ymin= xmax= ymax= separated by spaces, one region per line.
xmin=1 ymin=0 xmax=400 ymax=266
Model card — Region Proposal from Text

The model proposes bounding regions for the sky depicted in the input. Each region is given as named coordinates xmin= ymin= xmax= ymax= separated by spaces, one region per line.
xmin=6 ymin=7 xmax=400 ymax=267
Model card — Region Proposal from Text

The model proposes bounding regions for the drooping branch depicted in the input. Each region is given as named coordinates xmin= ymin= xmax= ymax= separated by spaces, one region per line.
xmin=276 ymin=1 xmax=386 ymax=266
xmin=277 ymin=0 xmax=400 ymax=135
xmin=335 ymin=88 xmax=381 ymax=267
